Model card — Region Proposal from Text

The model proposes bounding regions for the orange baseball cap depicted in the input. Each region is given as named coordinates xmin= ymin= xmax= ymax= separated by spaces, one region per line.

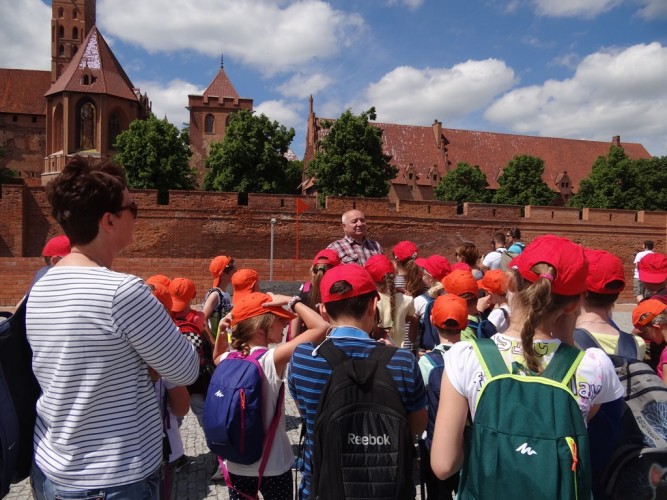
xmin=232 ymin=269 xmax=259 ymax=304
xmin=632 ymin=299 xmax=667 ymax=328
xmin=231 ymin=292 xmax=296 ymax=326
xmin=431 ymin=294 xmax=468 ymax=330
xmin=365 ymin=254 xmax=395 ymax=283
xmin=209 ymin=255 xmax=234 ymax=288
xmin=146 ymin=274 xmax=171 ymax=288
xmin=442 ymin=269 xmax=478 ymax=297
xmin=42 ymin=235 xmax=71 ymax=257
xmin=479 ymin=270 xmax=508 ymax=295
xmin=169 ymin=277 xmax=197 ymax=313
xmin=151 ymin=283 xmax=173 ymax=311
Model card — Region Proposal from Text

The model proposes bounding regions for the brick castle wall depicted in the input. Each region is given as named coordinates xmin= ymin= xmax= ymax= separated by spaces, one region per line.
xmin=1 ymin=184 xmax=665 ymax=307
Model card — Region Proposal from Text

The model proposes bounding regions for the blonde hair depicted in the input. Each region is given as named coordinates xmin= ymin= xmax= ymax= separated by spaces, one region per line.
xmin=230 ymin=313 xmax=275 ymax=356
xmin=509 ymin=264 xmax=580 ymax=373
xmin=375 ymin=273 xmax=397 ymax=330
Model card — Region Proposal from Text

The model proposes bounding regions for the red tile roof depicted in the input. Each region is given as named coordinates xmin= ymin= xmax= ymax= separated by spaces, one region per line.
xmin=311 ymin=118 xmax=652 ymax=192
xmin=203 ymin=68 xmax=239 ymax=99
xmin=0 ymin=69 xmax=51 ymax=115
xmin=46 ymin=27 xmax=138 ymax=101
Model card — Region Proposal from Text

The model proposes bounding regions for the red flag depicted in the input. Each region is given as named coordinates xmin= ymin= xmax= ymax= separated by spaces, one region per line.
xmin=296 ymin=198 xmax=310 ymax=215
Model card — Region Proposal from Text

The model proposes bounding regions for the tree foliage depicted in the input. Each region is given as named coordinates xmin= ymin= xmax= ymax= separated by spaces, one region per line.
xmin=570 ymin=146 xmax=666 ymax=210
xmin=492 ymin=154 xmax=555 ymax=206
xmin=434 ymin=162 xmax=492 ymax=205
xmin=113 ymin=115 xmax=196 ymax=193
xmin=203 ymin=110 xmax=298 ymax=194
xmin=307 ymin=107 xmax=397 ymax=198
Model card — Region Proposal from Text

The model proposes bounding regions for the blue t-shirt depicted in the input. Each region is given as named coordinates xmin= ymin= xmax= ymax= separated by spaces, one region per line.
xmin=288 ymin=326 xmax=427 ymax=499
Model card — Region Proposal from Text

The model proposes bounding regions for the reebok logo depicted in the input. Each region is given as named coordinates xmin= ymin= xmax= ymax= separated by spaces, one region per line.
xmin=516 ymin=443 xmax=537 ymax=455
xmin=347 ymin=433 xmax=390 ymax=446
xmin=214 ymin=390 xmax=224 ymax=398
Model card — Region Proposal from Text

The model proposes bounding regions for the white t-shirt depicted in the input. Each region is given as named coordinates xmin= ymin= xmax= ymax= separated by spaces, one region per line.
xmin=634 ymin=249 xmax=654 ymax=279
xmin=482 ymin=248 xmax=506 ymax=270
xmin=444 ymin=334 xmax=623 ymax=423
xmin=221 ymin=347 xmax=294 ymax=477
xmin=487 ymin=305 xmax=511 ymax=333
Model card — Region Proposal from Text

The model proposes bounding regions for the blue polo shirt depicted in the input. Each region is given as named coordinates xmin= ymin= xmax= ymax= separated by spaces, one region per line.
xmin=288 ymin=326 xmax=427 ymax=499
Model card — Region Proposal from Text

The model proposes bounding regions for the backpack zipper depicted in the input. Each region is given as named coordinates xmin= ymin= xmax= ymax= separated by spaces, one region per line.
xmin=240 ymin=388 xmax=246 ymax=454
xmin=565 ymin=436 xmax=579 ymax=499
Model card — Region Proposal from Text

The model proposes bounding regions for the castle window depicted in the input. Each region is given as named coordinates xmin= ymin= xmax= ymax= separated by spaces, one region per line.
xmin=58 ymin=25 xmax=64 ymax=38
xmin=59 ymin=44 xmax=65 ymax=56
xmin=32 ymin=116 xmax=37 ymax=123
xmin=205 ymin=114 xmax=214 ymax=134
xmin=73 ymin=9 xmax=78 ymax=19
xmin=58 ymin=7 xmax=64 ymax=17
xmin=73 ymin=27 xmax=78 ymax=39
xmin=12 ymin=115 xmax=17 ymax=122
xmin=77 ymin=101 xmax=96 ymax=151
xmin=109 ymin=113 xmax=121 ymax=148
xmin=433 ymin=174 xmax=438 ymax=181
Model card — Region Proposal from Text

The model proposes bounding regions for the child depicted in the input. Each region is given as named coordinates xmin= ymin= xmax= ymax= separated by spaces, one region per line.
xmin=430 ymin=234 xmax=623 ymax=497
xmin=415 ymin=255 xmax=450 ymax=351
xmin=215 ymin=291 xmax=328 ymax=499
xmin=632 ymin=299 xmax=667 ymax=382
xmin=477 ymin=269 xmax=511 ymax=333
xmin=418 ymin=294 xmax=468 ymax=499
xmin=365 ymin=254 xmax=417 ymax=349
xmin=392 ymin=240 xmax=424 ymax=297
xmin=442 ymin=269 xmax=481 ymax=341
xmin=202 ymin=255 xmax=235 ymax=342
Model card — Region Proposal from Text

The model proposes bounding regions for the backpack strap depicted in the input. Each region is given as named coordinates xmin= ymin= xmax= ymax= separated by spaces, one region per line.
xmin=368 ymin=343 xmax=398 ymax=366
xmin=608 ymin=318 xmax=638 ymax=359
xmin=317 ymin=338 xmax=348 ymax=368
xmin=469 ymin=337 xmax=509 ymax=378
xmin=499 ymin=307 xmax=509 ymax=323
xmin=540 ymin=344 xmax=584 ymax=385
xmin=573 ymin=327 xmax=601 ymax=351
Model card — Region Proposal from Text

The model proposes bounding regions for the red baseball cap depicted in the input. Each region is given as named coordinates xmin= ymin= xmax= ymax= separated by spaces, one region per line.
xmin=42 ymin=235 xmax=71 ymax=257
xmin=638 ymin=253 xmax=667 ymax=284
xmin=169 ymin=277 xmax=197 ymax=313
xmin=151 ymin=283 xmax=173 ymax=312
xmin=431 ymin=294 xmax=468 ymax=330
xmin=479 ymin=270 xmax=508 ymax=295
xmin=312 ymin=249 xmax=341 ymax=267
xmin=450 ymin=262 xmax=472 ymax=272
xmin=320 ymin=264 xmax=378 ymax=304
xmin=146 ymin=274 xmax=171 ymax=288
xmin=632 ymin=299 xmax=667 ymax=328
xmin=231 ymin=292 xmax=296 ymax=326
xmin=393 ymin=241 xmax=418 ymax=261
xmin=365 ymin=254 xmax=395 ymax=283
xmin=584 ymin=249 xmax=625 ymax=294
xmin=232 ymin=269 xmax=259 ymax=304
xmin=510 ymin=234 xmax=588 ymax=296
xmin=416 ymin=255 xmax=451 ymax=281
xmin=209 ymin=255 xmax=234 ymax=288
xmin=442 ymin=269 xmax=478 ymax=297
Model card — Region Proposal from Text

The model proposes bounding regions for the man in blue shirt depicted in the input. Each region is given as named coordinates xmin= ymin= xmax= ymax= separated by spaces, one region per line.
xmin=288 ymin=264 xmax=427 ymax=499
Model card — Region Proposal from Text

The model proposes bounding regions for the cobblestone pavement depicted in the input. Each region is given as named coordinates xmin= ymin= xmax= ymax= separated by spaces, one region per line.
xmin=4 ymin=309 xmax=635 ymax=499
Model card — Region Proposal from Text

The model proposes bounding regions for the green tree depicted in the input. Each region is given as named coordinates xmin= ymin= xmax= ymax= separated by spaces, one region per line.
xmin=569 ymin=146 xmax=643 ymax=209
xmin=203 ymin=110 xmax=297 ymax=193
xmin=0 ymin=145 xmax=17 ymax=183
xmin=307 ymin=107 xmax=397 ymax=198
xmin=434 ymin=162 xmax=492 ymax=205
xmin=635 ymin=156 xmax=667 ymax=211
xmin=113 ymin=115 xmax=196 ymax=194
xmin=493 ymin=154 xmax=555 ymax=206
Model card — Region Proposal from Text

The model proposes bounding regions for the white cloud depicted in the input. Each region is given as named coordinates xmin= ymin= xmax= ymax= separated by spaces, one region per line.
xmin=98 ymin=0 xmax=364 ymax=77
xmin=383 ymin=0 xmax=425 ymax=9
xmin=136 ymin=79 xmax=204 ymax=128
xmin=254 ymin=100 xmax=303 ymax=131
xmin=276 ymin=73 xmax=333 ymax=99
xmin=0 ymin=0 xmax=50 ymax=69
xmin=531 ymin=0 xmax=622 ymax=18
xmin=636 ymin=0 xmax=667 ymax=19
xmin=485 ymin=43 xmax=667 ymax=156
xmin=549 ymin=52 xmax=580 ymax=69
xmin=360 ymin=59 xmax=516 ymax=124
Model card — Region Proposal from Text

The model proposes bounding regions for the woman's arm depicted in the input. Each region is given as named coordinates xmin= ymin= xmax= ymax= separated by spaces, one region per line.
xmin=166 ymin=385 xmax=191 ymax=418
xmin=430 ymin=370 xmax=469 ymax=480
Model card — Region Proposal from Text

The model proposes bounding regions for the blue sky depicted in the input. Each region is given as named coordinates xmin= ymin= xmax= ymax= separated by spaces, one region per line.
xmin=2 ymin=0 xmax=666 ymax=158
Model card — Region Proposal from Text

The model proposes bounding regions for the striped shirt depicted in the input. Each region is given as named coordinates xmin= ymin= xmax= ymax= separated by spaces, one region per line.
xmin=288 ymin=327 xmax=427 ymax=499
xmin=26 ymin=267 xmax=199 ymax=489
xmin=328 ymin=235 xmax=383 ymax=267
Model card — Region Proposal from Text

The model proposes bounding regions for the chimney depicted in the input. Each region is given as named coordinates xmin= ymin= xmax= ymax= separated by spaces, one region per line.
xmin=432 ymin=119 xmax=442 ymax=149
xmin=612 ymin=135 xmax=621 ymax=147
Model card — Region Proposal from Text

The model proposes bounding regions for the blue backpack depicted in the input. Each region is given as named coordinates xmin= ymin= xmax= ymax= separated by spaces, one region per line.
xmin=419 ymin=294 xmax=439 ymax=350
xmin=423 ymin=350 xmax=447 ymax=450
xmin=204 ymin=349 xmax=284 ymax=465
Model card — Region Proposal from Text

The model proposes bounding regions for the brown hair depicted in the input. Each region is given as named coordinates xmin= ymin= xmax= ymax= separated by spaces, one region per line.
xmin=230 ymin=313 xmax=275 ymax=356
xmin=401 ymin=258 xmax=424 ymax=297
xmin=455 ymin=242 xmax=480 ymax=267
xmin=307 ymin=264 xmax=334 ymax=308
xmin=509 ymin=264 xmax=580 ymax=373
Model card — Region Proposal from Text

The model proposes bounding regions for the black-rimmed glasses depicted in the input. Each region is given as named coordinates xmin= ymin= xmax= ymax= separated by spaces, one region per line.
xmin=117 ymin=201 xmax=138 ymax=219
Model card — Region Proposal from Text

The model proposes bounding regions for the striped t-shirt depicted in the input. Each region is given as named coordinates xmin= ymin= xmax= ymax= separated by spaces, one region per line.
xmin=26 ymin=266 xmax=199 ymax=488
xmin=288 ymin=327 xmax=427 ymax=499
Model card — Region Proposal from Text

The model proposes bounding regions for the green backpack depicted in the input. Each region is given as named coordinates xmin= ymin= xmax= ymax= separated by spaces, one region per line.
xmin=459 ymin=338 xmax=592 ymax=500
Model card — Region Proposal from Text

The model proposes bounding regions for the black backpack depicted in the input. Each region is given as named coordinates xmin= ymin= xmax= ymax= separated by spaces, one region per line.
xmin=311 ymin=341 xmax=414 ymax=500
xmin=0 ymin=295 xmax=41 ymax=498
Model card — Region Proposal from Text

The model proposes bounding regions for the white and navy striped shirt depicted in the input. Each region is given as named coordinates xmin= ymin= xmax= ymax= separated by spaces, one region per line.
xmin=26 ymin=267 xmax=199 ymax=488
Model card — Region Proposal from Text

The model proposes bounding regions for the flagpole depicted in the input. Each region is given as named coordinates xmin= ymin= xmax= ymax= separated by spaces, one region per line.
xmin=295 ymin=212 xmax=299 ymax=259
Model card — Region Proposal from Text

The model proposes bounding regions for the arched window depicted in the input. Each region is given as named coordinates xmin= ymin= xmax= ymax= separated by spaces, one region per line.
xmin=58 ymin=25 xmax=64 ymax=38
xmin=77 ymin=101 xmax=96 ymax=150
xmin=73 ymin=9 xmax=78 ymax=19
xmin=109 ymin=113 xmax=121 ymax=148
xmin=82 ymin=75 xmax=89 ymax=85
xmin=58 ymin=7 xmax=64 ymax=17
xmin=205 ymin=114 xmax=214 ymax=134
xmin=73 ymin=27 xmax=78 ymax=39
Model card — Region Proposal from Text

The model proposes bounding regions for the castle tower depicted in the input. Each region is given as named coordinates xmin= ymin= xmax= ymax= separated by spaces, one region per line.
xmin=51 ymin=0 xmax=96 ymax=83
